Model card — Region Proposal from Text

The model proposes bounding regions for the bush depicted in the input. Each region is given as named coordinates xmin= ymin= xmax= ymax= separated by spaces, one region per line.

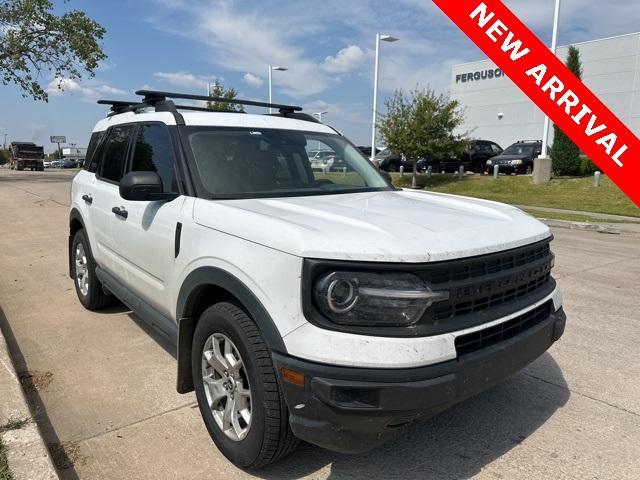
xmin=551 ymin=46 xmax=582 ymax=176
xmin=578 ymin=157 xmax=598 ymax=176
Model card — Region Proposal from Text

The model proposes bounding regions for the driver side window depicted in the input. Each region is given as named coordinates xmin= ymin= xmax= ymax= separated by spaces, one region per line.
xmin=130 ymin=125 xmax=178 ymax=193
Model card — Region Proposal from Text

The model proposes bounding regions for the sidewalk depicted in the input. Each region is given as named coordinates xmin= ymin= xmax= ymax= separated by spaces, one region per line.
xmin=516 ymin=204 xmax=640 ymax=223
xmin=0 ymin=324 xmax=57 ymax=479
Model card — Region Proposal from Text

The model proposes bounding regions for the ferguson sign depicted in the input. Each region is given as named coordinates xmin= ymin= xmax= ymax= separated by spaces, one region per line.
xmin=456 ymin=68 xmax=503 ymax=83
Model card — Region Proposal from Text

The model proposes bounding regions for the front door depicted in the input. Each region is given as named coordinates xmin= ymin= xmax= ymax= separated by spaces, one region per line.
xmin=110 ymin=123 xmax=185 ymax=319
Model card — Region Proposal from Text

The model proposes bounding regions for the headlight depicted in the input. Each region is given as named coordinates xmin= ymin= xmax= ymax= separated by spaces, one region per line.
xmin=313 ymin=271 xmax=449 ymax=327
xmin=486 ymin=160 xmax=493 ymax=166
xmin=511 ymin=159 xmax=523 ymax=165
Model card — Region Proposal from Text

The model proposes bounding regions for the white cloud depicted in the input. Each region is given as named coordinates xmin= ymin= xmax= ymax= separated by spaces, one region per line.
xmin=242 ymin=73 xmax=264 ymax=88
xmin=149 ymin=1 xmax=330 ymax=97
xmin=321 ymin=45 xmax=369 ymax=74
xmin=153 ymin=71 xmax=209 ymax=89
xmin=46 ymin=78 xmax=128 ymax=101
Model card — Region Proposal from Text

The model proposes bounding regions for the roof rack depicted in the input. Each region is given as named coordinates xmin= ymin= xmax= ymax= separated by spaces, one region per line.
xmin=136 ymin=90 xmax=302 ymax=114
xmin=97 ymin=90 xmax=310 ymax=125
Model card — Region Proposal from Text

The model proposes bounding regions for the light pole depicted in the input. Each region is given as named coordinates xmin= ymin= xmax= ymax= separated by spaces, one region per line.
xmin=370 ymin=34 xmax=399 ymax=162
xmin=313 ymin=111 xmax=328 ymax=123
xmin=268 ymin=65 xmax=288 ymax=113
xmin=3 ymin=133 xmax=7 ymax=150
xmin=541 ymin=0 xmax=561 ymax=157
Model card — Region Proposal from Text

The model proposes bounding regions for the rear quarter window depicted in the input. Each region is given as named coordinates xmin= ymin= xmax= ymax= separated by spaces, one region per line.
xmin=84 ymin=131 xmax=105 ymax=173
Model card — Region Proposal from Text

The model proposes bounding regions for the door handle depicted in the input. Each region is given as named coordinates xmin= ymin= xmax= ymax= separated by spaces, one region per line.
xmin=81 ymin=194 xmax=93 ymax=205
xmin=112 ymin=206 xmax=128 ymax=219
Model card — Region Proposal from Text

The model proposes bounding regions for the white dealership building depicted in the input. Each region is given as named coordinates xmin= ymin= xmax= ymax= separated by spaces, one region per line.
xmin=450 ymin=32 xmax=640 ymax=149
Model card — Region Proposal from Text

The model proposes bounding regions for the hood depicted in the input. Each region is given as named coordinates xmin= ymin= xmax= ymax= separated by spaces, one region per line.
xmin=192 ymin=190 xmax=550 ymax=263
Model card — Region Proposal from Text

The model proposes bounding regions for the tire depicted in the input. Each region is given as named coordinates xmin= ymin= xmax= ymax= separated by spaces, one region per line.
xmin=71 ymin=229 xmax=112 ymax=310
xmin=387 ymin=162 xmax=399 ymax=173
xmin=525 ymin=165 xmax=533 ymax=175
xmin=192 ymin=302 xmax=298 ymax=468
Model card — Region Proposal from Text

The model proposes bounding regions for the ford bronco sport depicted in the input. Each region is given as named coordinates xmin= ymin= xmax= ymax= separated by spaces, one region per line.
xmin=69 ymin=90 xmax=566 ymax=468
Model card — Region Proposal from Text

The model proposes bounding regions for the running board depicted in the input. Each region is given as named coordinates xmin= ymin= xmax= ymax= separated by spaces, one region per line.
xmin=95 ymin=267 xmax=178 ymax=342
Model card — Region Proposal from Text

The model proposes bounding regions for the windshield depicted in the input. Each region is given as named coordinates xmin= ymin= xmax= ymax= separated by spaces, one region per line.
xmin=375 ymin=148 xmax=392 ymax=159
xmin=502 ymin=145 xmax=534 ymax=156
xmin=183 ymin=127 xmax=391 ymax=199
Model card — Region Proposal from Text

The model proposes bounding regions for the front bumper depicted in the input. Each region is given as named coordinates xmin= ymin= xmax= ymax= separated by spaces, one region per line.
xmin=274 ymin=306 xmax=566 ymax=454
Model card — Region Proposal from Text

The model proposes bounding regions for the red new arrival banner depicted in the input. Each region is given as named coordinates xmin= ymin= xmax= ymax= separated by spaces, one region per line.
xmin=433 ymin=0 xmax=640 ymax=207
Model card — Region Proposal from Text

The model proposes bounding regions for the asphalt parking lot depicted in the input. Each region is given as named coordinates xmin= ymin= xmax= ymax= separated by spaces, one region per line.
xmin=0 ymin=168 xmax=639 ymax=480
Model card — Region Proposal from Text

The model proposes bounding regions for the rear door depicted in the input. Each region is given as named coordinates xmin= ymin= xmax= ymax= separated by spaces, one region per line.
xmin=91 ymin=125 xmax=134 ymax=275
xmin=110 ymin=123 xmax=185 ymax=317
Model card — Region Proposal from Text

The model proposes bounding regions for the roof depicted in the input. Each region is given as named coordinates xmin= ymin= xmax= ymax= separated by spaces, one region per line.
xmin=92 ymin=110 xmax=336 ymax=134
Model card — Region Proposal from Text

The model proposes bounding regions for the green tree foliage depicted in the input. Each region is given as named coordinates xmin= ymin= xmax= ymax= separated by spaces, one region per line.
xmin=206 ymin=80 xmax=245 ymax=112
xmin=379 ymin=88 xmax=466 ymax=186
xmin=552 ymin=46 xmax=583 ymax=176
xmin=0 ymin=149 xmax=9 ymax=164
xmin=0 ymin=0 xmax=106 ymax=101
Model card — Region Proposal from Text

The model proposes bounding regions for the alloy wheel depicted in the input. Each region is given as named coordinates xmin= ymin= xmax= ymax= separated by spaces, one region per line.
xmin=201 ymin=333 xmax=252 ymax=441
xmin=75 ymin=243 xmax=89 ymax=296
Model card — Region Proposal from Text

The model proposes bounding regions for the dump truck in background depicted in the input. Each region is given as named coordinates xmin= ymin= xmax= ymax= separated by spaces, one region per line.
xmin=9 ymin=142 xmax=45 ymax=171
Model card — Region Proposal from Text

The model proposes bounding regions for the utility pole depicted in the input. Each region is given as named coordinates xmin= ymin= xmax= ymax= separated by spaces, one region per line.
xmin=3 ymin=133 xmax=7 ymax=150
xmin=541 ymin=0 xmax=561 ymax=157
xmin=370 ymin=34 xmax=399 ymax=163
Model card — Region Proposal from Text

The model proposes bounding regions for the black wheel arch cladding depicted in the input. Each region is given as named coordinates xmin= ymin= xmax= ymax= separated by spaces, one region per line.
xmin=176 ymin=266 xmax=287 ymax=394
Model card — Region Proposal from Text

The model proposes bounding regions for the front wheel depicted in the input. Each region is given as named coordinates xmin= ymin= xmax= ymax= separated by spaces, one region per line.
xmin=192 ymin=303 xmax=298 ymax=468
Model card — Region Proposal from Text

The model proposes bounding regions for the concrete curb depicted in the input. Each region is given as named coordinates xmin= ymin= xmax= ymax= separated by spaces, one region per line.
xmin=0 ymin=328 xmax=57 ymax=479
xmin=540 ymin=218 xmax=639 ymax=236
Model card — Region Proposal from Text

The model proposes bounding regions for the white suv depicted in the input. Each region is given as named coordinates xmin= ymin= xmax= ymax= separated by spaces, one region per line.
xmin=69 ymin=90 xmax=566 ymax=468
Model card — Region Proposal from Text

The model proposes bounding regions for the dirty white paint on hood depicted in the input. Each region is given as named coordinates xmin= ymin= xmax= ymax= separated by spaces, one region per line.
xmin=193 ymin=189 xmax=550 ymax=262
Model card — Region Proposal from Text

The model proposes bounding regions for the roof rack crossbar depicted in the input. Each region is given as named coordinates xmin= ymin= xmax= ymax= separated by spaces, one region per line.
xmin=135 ymin=90 xmax=302 ymax=113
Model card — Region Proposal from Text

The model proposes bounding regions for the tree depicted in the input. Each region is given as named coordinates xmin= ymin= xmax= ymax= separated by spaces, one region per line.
xmin=0 ymin=149 xmax=9 ymax=164
xmin=206 ymin=80 xmax=245 ymax=112
xmin=551 ymin=46 xmax=583 ymax=175
xmin=379 ymin=88 xmax=466 ymax=187
xmin=0 ymin=0 xmax=106 ymax=101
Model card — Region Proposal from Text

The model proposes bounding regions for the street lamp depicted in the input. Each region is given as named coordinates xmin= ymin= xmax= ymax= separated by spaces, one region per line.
xmin=371 ymin=34 xmax=399 ymax=162
xmin=313 ymin=111 xmax=328 ymax=123
xmin=268 ymin=65 xmax=288 ymax=113
xmin=541 ymin=0 xmax=561 ymax=158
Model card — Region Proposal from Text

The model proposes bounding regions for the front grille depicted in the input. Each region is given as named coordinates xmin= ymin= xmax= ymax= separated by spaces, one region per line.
xmin=418 ymin=239 xmax=555 ymax=329
xmin=455 ymin=301 xmax=553 ymax=357
xmin=432 ymin=271 xmax=551 ymax=321
xmin=427 ymin=241 xmax=551 ymax=285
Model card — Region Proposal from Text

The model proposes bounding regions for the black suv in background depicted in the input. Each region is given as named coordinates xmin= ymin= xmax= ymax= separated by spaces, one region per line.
xmin=440 ymin=140 xmax=502 ymax=173
xmin=485 ymin=140 xmax=544 ymax=175
xmin=375 ymin=148 xmax=410 ymax=172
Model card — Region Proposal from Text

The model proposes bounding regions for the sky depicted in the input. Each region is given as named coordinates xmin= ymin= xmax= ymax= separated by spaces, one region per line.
xmin=2 ymin=0 xmax=639 ymax=151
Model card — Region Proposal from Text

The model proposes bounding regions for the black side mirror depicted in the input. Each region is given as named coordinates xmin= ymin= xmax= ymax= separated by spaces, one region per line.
xmin=119 ymin=171 xmax=176 ymax=201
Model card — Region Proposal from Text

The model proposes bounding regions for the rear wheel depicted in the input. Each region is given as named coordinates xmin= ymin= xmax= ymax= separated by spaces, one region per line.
xmin=192 ymin=302 xmax=298 ymax=468
xmin=71 ymin=229 xmax=112 ymax=310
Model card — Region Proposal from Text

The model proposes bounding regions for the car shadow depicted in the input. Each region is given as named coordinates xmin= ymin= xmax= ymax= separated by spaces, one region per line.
xmin=256 ymin=352 xmax=569 ymax=480
xmin=0 ymin=305 xmax=82 ymax=480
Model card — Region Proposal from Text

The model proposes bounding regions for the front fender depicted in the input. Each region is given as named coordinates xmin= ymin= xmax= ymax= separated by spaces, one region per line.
xmin=175 ymin=266 xmax=287 ymax=393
